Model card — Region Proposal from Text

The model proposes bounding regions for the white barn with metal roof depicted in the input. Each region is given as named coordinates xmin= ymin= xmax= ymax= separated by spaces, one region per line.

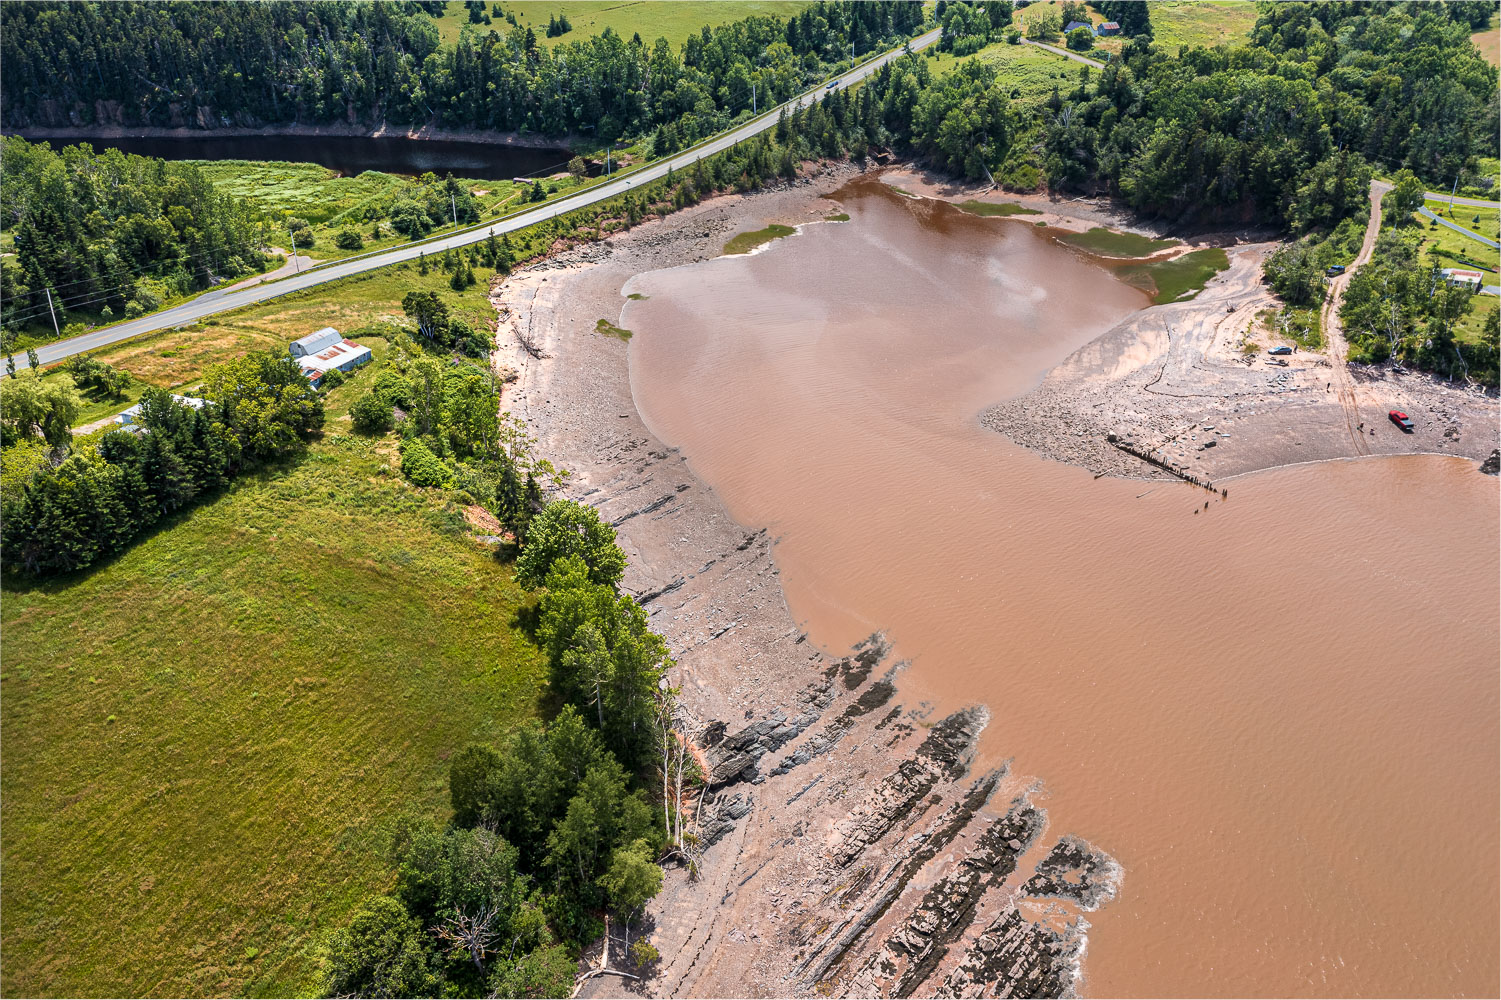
xmin=290 ymin=327 xmax=343 ymax=358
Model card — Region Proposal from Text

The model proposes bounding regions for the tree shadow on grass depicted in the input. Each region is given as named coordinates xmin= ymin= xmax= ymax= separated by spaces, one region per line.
xmin=0 ymin=453 xmax=308 ymax=595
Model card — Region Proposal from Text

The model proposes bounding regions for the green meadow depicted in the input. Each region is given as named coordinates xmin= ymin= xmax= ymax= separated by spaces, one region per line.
xmin=1 ymin=261 xmax=548 ymax=997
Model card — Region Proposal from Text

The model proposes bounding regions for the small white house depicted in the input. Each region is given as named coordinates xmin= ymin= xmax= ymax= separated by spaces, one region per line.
xmin=290 ymin=327 xmax=343 ymax=358
xmin=1440 ymin=268 xmax=1484 ymax=290
xmin=115 ymin=394 xmax=207 ymax=426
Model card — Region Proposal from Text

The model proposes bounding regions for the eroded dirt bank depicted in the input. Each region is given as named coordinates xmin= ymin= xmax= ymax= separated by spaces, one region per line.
xmin=494 ymin=167 xmax=1119 ymax=997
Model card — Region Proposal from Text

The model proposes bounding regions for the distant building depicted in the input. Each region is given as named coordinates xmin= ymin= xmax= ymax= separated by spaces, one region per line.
xmin=1065 ymin=21 xmax=1092 ymax=34
xmin=115 ymin=394 xmax=207 ymax=426
xmin=294 ymin=338 xmax=372 ymax=388
xmin=1441 ymin=268 xmax=1484 ymax=289
xmin=290 ymin=327 xmax=343 ymax=358
xmin=1098 ymin=20 xmax=1121 ymax=35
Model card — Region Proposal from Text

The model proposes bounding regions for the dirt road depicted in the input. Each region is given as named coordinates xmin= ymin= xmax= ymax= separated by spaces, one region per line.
xmin=1319 ymin=180 xmax=1391 ymax=456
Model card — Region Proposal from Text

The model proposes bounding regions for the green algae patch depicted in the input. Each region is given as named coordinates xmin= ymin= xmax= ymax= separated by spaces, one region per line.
xmin=723 ymin=223 xmax=795 ymax=255
xmin=595 ymin=318 xmax=633 ymax=340
xmin=1120 ymin=248 xmax=1231 ymax=304
xmin=957 ymin=200 xmax=1040 ymax=217
xmin=1057 ymin=226 xmax=1180 ymax=258
xmin=825 ymin=212 xmax=851 ymax=222
xmin=626 ymin=292 xmax=648 ymax=301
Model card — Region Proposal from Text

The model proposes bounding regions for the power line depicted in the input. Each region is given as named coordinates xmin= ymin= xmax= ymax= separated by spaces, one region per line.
xmin=3 ymin=42 xmax=890 ymax=335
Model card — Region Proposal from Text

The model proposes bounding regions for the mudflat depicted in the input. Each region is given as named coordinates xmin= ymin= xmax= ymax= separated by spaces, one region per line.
xmin=494 ymin=164 xmax=1500 ymax=997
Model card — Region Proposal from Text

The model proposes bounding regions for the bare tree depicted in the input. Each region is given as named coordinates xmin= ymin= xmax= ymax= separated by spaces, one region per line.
xmin=435 ymin=905 xmax=502 ymax=974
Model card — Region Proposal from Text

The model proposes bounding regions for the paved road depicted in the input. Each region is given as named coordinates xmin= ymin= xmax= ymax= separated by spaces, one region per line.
xmin=1023 ymin=38 xmax=1107 ymax=68
xmin=1417 ymin=206 xmax=1500 ymax=249
xmin=24 ymin=29 xmax=940 ymax=368
xmin=1424 ymin=192 xmax=1501 ymax=210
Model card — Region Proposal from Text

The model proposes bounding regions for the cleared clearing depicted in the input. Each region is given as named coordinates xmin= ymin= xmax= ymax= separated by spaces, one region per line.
xmin=0 ymin=261 xmax=546 ymax=998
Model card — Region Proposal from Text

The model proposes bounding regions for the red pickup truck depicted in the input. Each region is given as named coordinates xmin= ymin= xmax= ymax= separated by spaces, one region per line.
xmin=1389 ymin=409 xmax=1414 ymax=432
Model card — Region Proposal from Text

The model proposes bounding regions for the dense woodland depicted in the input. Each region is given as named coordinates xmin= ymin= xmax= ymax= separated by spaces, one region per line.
xmin=1 ymin=0 xmax=921 ymax=139
xmin=925 ymin=1 xmax=1498 ymax=227
xmin=0 ymin=137 xmax=269 ymax=328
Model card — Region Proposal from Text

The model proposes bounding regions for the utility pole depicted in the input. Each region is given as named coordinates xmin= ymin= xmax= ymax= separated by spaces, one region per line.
xmin=752 ymin=81 xmax=756 ymax=115
xmin=1449 ymin=175 xmax=1459 ymax=215
xmin=44 ymin=287 xmax=60 ymax=338
xmin=289 ymin=226 xmax=300 ymax=273
xmin=451 ymin=192 xmax=458 ymax=230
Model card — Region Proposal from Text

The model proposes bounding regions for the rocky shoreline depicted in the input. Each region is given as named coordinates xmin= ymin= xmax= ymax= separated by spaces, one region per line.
xmin=493 ymin=164 xmax=1120 ymax=997
xmin=490 ymin=157 xmax=1496 ymax=996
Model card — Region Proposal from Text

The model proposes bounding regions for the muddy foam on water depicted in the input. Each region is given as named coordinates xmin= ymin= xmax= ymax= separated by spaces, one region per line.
xmin=621 ymin=178 xmax=1500 ymax=997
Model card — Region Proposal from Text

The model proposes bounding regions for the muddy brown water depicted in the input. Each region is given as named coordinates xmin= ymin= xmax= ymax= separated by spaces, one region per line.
xmin=621 ymin=179 xmax=1500 ymax=997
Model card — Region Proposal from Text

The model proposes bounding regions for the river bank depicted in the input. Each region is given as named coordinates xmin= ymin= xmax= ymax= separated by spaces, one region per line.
xmin=876 ymin=167 xmax=1501 ymax=482
xmin=492 ymin=158 xmax=1497 ymax=998
xmin=493 ymin=163 xmax=1124 ymax=997
xmin=5 ymin=121 xmax=587 ymax=149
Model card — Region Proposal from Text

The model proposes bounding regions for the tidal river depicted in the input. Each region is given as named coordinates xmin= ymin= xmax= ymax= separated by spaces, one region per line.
xmin=621 ymin=179 xmax=1500 ymax=997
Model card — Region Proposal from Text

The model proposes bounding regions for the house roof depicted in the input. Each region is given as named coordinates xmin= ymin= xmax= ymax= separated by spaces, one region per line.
xmin=1065 ymin=21 xmax=1091 ymax=32
xmin=291 ymin=326 xmax=342 ymax=355
xmin=1100 ymin=20 xmax=1120 ymax=29
xmin=295 ymin=340 xmax=371 ymax=375
xmin=116 ymin=394 xmax=207 ymax=424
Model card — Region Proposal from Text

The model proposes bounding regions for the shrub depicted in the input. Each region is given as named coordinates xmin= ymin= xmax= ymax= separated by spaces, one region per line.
xmin=372 ymin=369 xmax=413 ymax=407
xmin=319 ymin=367 xmax=347 ymax=390
xmin=335 ymin=228 xmax=365 ymax=250
xmin=350 ymin=390 xmax=394 ymax=434
xmin=516 ymin=499 xmax=626 ymax=589
xmin=1066 ymin=26 xmax=1094 ymax=50
xmin=400 ymin=438 xmax=452 ymax=489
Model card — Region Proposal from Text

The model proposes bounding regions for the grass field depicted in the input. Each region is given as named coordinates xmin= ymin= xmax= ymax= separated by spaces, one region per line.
xmin=723 ymin=223 xmax=795 ymax=255
xmin=1118 ymin=247 xmax=1231 ymax=304
xmin=1150 ymin=1 xmax=1259 ymax=50
xmin=191 ymin=160 xmax=600 ymax=264
xmin=1 ymin=261 xmax=543 ymax=997
xmin=1411 ymin=201 xmax=1501 ymax=274
xmin=1424 ymin=197 xmax=1500 ymax=241
xmin=932 ymin=39 xmax=1077 ymax=102
xmin=1055 ymin=226 xmax=1180 ymax=257
xmin=192 ymin=161 xmax=409 ymax=228
xmin=433 ymin=0 xmax=813 ymax=48
xmin=1019 ymin=0 xmax=1256 ymax=57
xmin=1473 ymin=16 xmax=1499 ymax=67
xmin=957 ymin=199 xmax=1041 ymax=217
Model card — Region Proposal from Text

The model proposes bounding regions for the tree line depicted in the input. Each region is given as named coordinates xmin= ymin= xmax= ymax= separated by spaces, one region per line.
xmin=0 ymin=136 xmax=269 ymax=336
xmin=1340 ymin=225 xmax=1499 ymax=385
xmin=323 ymin=498 xmax=692 ymax=997
xmin=1 ymin=353 xmax=322 ymax=575
xmin=1 ymin=1 xmax=922 ymax=141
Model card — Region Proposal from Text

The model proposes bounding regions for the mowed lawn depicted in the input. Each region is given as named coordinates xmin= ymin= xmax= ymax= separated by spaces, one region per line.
xmin=434 ymin=0 xmax=813 ymax=47
xmin=82 ymin=261 xmax=504 ymax=392
xmin=1 ymin=267 xmax=548 ymax=997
